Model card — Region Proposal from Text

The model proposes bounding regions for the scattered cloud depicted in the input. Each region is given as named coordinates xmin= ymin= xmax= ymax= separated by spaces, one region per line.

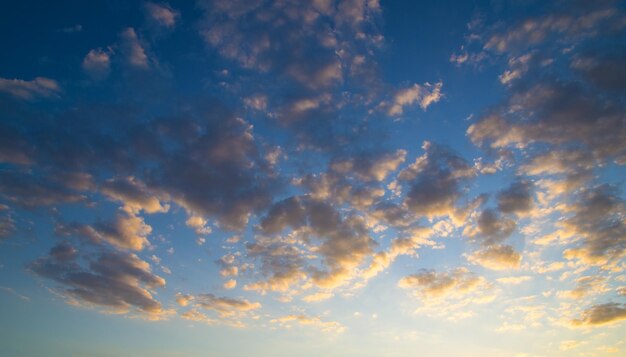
xmin=0 ymin=77 xmax=61 ymax=99
xmin=145 ymin=2 xmax=179 ymax=28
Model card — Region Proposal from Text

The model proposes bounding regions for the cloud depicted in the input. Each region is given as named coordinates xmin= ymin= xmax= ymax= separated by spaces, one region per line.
xmin=59 ymin=24 xmax=82 ymax=34
xmin=185 ymin=216 xmax=212 ymax=236
xmin=244 ymin=235 xmax=307 ymax=294
xmin=57 ymin=210 xmax=152 ymax=251
xmin=467 ymin=81 xmax=626 ymax=164
xmin=175 ymin=293 xmax=193 ymax=307
xmin=101 ymin=176 xmax=168 ymax=214
xmin=398 ymin=141 xmax=475 ymax=221
xmin=144 ymin=115 xmax=277 ymax=230
xmin=558 ymin=275 xmax=606 ymax=299
xmin=467 ymin=245 xmax=521 ymax=271
xmin=466 ymin=3 xmax=626 ymax=169
xmin=497 ymin=180 xmax=534 ymax=215
xmin=0 ymin=206 xmax=15 ymax=240
xmin=120 ymin=28 xmax=149 ymax=68
xmin=398 ymin=268 xmax=488 ymax=299
xmin=82 ymin=48 xmax=112 ymax=79
xmin=177 ymin=293 xmax=260 ymax=326
xmin=571 ymin=303 xmax=626 ymax=327
xmin=562 ymin=185 xmax=626 ymax=268
xmin=270 ymin=314 xmax=345 ymax=333
xmin=258 ymin=196 xmax=376 ymax=290
xmin=463 ymin=209 xmax=516 ymax=247
xmin=0 ymin=170 xmax=86 ymax=208
xmin=571 ymin=49 xmax=626 ymax=92
xmin=330 ymin=150 xmax=407 ymax=182
xmin=198 ymin=0 xmax=380 ymax=85
xmin=29 ymin=244 xmax=167 ymax=318
xmin=0 ymin=77 xmax=61 ymax=99
xmin=193 ymin=293 xmax=260 ymax=317
xmin=145 ymin=2 xmax=179 ymax=28
xmin=496 ymin=276 xmax=531 ymax=285
xmin=223 ymin=279 xmax=237 ymax=289
xmin=484 ymin=6 xmax=620 ymax=54
xmin=180 ymin=309 xmax=217 ymax=324
xmin=387 ymin=81 xmax=443 ymax=116
xmin=0 ymin=286 xmax=30 ymax=301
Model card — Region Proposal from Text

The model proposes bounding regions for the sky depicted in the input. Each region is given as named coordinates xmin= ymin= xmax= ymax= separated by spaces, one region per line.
xmin=0 ymin=0 xmax=625 ymax=356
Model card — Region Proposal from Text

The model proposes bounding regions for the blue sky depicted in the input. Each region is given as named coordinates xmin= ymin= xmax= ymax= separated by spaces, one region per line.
xmin=1 ymin=1 xmax=626 ymax=356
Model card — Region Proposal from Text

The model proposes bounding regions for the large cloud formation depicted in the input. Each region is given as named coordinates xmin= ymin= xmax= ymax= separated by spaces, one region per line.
xmin=29 ymin=243 xmax=168 ymax=318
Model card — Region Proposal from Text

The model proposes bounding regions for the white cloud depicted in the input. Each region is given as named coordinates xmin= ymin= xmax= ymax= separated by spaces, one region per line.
xmin=388 ymin=81 xmax=443 ymax=115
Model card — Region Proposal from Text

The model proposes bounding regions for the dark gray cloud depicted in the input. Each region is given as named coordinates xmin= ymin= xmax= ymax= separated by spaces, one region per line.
xmin=497 ymin=180 xmax=534 ymax=215
xmin=56 ymin=210 xmax=152 ymax=251
xmin=563 ymin=185 xmax=626 ymax=267
xmin=572 ymin=48 xmax=626 ymax=92
xmin=467 ymin=2 xmax=626 ymax=170
xmin=1 ymin=97 xmax=279 ymax=231
xmin=398 ymin=267 xmax=488 ymax=299
xmin=0 ymin=169 xmax=86 ymax=208
xmin=29 ymin=244 xmax=167 ymax=316
xmin=330 ymin=150 xmax=406 ymax=182
xmin=571 ymin=302 xmax=626 ymax=327
xmin=398 ymin=141 xmax=475 ymax=220
xmin=467 ymin=209 xmax=516 ymax=246
xmin=247 ymin=195 xmax=377 ymax=292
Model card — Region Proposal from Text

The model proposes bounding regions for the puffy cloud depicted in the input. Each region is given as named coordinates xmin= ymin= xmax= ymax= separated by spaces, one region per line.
xmin=29 ymin=244 xmax=167 ymax=318
xmin=223 ymin=279 xmax=237 ymax=289
xmin=120 ymin=28 xmax=149 ymax=68
xmin=398 ymin=268 xmax=488 ymax=299
xmin=194 ymin=293 xmax=260 ymax=317
xmin=57 ymin=210 xmax=152 ymax=251
xmin=387 ymin=81 xmax=443 ymax=116
xmin=185 ymin=216 xmax=212 ymax=236
xmin=572 ymin=49 xmax=626 ymax=92
xmin=198 ymin=0 xmax=380 ymax=86
xmin=497 ymin=180 xmax=534 ymax=215
xmin=558 ymin=275 xmax=607 ymax=299
xmin=101 ymin=177 xmax=168 ymax=214
xmin=175 ymin=292 xmax=193 ymax=307
xmin=398 ymin=141 xmax=475 ymax=221
xmin=82 ymin=48 xmax=111 ymax=79
xmin=467 ymin=245 xmax=521 ymax=271
xmin=180 ymin=309 xmax=217 ymax=324
xmin=176 ymin=292 xmax=259 ymax=327
xmin=246 ymin=195 xmax=377 ymax=294
xmin=468 ymin=81 xmax=626 ymax=163
xmin=562 ymin=185 xmax=626 ymax=268
xmin=145 ymin=2 xmax=179 ymax=28
xmin=571 ymin=303 xmax=626 ymax=327
xmin=464 ymin=209 xmax=516 ymax=246
xmin=0 ymin=76 xmax=61 ymax=100
xmin=270 ymin=314 xmax=345 ymax=333
xmin=467 ymin=2 xmax=626 ymax=170
xmin=218 ymin=254 xmax=239 ymax=278
xmin=330 ymin=150 xmax=407 ymax=182
xmin=484 ymin=6 xmax=620 ymax=54
xmin=0 ymin=170 xmax=86 ymax=208
xmin=144 ymin=116 xmax=277 ymax=230
xmin=244 ymin=236 xmax=307 ymax=294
